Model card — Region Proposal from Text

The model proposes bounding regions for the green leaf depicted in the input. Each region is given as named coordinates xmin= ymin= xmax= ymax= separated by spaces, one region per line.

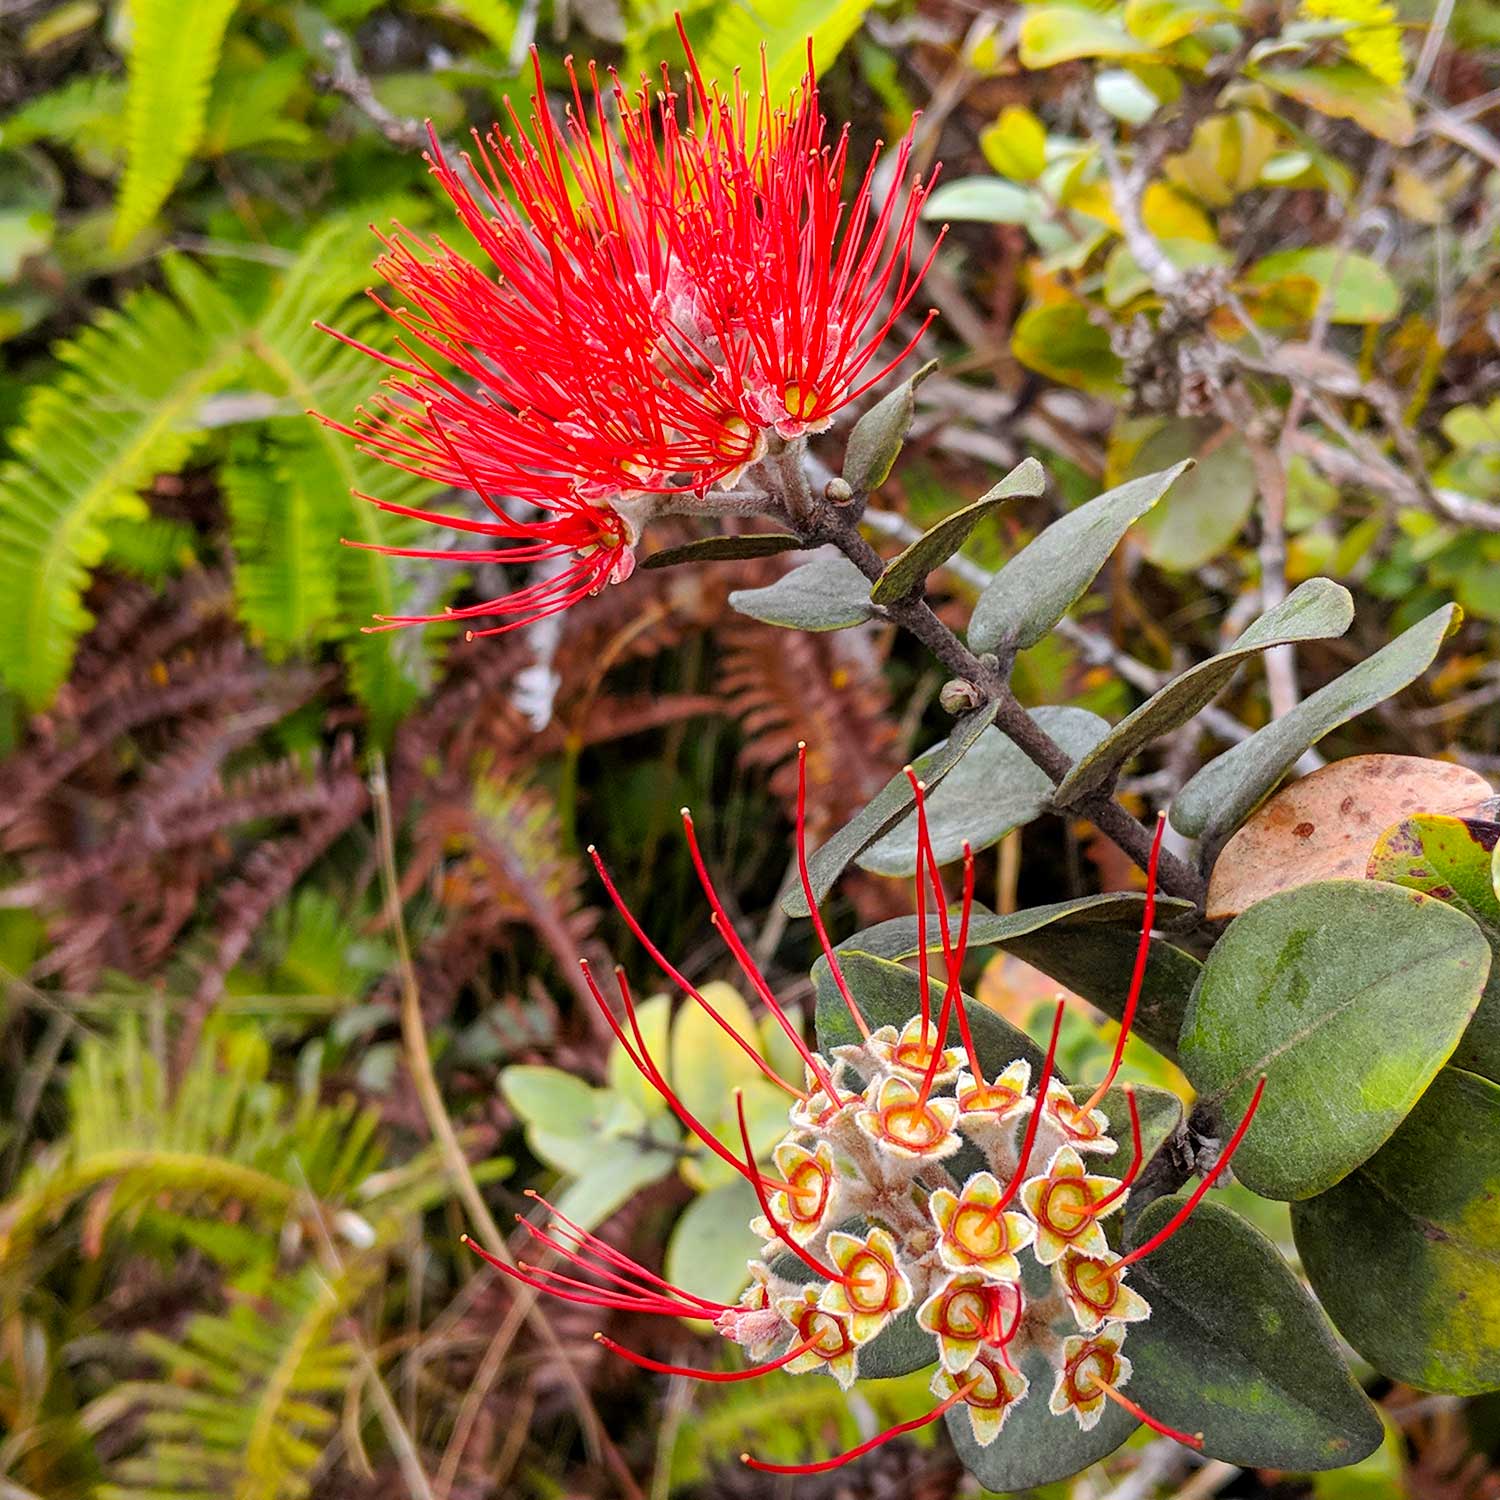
xmin=1133 ymin=422 xmax=1257 ymax=571
xmin=782 ymin=705 xmax=996 ymax=917
xmin=981 ymin=106 xmax=1048 ymax=182
xmin=1245 ymin=248 xmax=1402 ymax=326
xmin=114 ymin=0 xmax=241 ymax=247
xmin=842 ymin=361 xmax=937 ymax=497
xmin=858 ymin=708 xmax=1110 ymax=874
xmin=728 ymin=555 xmax=875 ymax=631
xmin=948 ymin=1340 xmax=1136 ymax=1489
xmin=921 ymin=178 xmax=1035 ymax=224
xmin=1019 ymin=6 xmax=1154 ymax=66
xmin=551 ymin=1119 xmax=683 ymax=1230
xmin=1179 ymin=879 xmax=1490 ymax=1199
xmin=1010 ymin=300 xmax=1125 ymax=396
xmin=1127 ymin=1198 xmax=1383 ymax=1467
xmin=869 ymin=458 xmax=1045 ymax=605
xmin=1367 ymin=815 xmax=1500 ymax=1082
xmin=0 ymin=256 xmax=245 ymax=708
xmin=640 ymin=533 xmax=804 ymax=570
xmin=499 ymin=1066 xmax=641 ymax=1174
xmin=694 ymin=0 xmax=873 ymax=108
xmin=1171 ymin=604 xmax=1462 ymax=844
xmin=968 ymin=463 xmax=1190 ymax=653
xmin=1292 ymin=1066 xmax=1500 ymax=1394
xmin=813 ymin=950 xmax=1051 ymax=1079
xmin=666 ymin=1178 xmax=760 ymax=1308
xmin=607 ymin=993 xmax=672 ymax=1119
xmin=1256 ymin=64 xmax=1415 ymax=146
xmin=1125 ymin=0 xmax=1232 ymax=46
xmin=1056 ymin=579 xmax=1355 ymax=806
xmin=815 ymin=891 xmax=1199 ymax=1058
xmin=1081 ymin=1083 xmax=1183 ymax=1188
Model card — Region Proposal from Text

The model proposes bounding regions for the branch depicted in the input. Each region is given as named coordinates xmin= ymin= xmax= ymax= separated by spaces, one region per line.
xmin=315 ymin=28 xmax=426 ymax=151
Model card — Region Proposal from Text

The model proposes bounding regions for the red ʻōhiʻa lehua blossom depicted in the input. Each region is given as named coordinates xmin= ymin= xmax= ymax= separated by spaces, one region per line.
xmin=463 ymin=757 xmax=1266 ymax=1472
xmin=315 ymin=29 xmax=941 ymax=639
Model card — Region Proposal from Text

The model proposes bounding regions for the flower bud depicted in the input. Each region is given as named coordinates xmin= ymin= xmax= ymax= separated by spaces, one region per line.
xmin=824 ymin=476 xmax=855 ymax=505
xmin=940 ymin=677 xmax=983 ymax=714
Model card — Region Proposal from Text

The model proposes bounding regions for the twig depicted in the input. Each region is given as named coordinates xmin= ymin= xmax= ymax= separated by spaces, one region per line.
xmin=316 ymin=28 xmax=426 ymax=151
xmin=368 ymin=758 xmax=643 ymax=1499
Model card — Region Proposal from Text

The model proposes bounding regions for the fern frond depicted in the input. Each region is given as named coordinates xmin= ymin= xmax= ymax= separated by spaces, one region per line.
xmin=242 ymin=210 xmax=455 ymax=737
xmin=0 ymin=1022 xmax=386 ymax=1273
xmin=101 ymin=1259 xmax=372 ymax=1500
xmin=0 ymin=256 xmax=246 ymax=709
xmin=113 ymin=0 xmax=242 ymax=246
xmin=695 ymin=0 xmax=875 ymax=104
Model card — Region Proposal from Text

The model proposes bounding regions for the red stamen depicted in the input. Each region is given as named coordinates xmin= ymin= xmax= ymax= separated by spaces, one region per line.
xmin=1119 ymin=1075 xmax=1267 ymax=1268
xmin=904 ymin=769 xmax=934 ymax=1040
xmin=1093 ymin=1086 xmax=1143 ymax=1213
xmin=461 ymin=1235 xmax=710 ymax=1317
xmin=585 ymin=853 xmax=807 ymax=1101
xmin=987 ymin=998 xmax=1067 ymax=1220
xmin=1089 ymin=1377 xmax=1203 ymax=1449
xmin=595 ymin=1330 xmax=821 ymax=1381
xmin=734 ymin=1090 xmax=842 ymax=1283
xmin=795 ymin=742 xmax=869 ymax=1039
xmin=1082 ymin=814 xmax=1165 ymax=1115
xmin=741 ymin=1376 xmax=979 ymax=1473
xmin=677 ymin=814 xmax=847 ymax=1104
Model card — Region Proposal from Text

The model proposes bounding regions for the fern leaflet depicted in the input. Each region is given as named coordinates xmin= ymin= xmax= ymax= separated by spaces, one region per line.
xmin=114 ymin=0 xmax=242 ymax=246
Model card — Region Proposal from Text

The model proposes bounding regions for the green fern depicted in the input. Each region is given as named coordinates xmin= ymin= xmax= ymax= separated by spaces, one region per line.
xmin=113 ymin=0 xmax=242 ymax=246
xmin=0 ymin=255 xmax=246 ymax=709
xmin=695 ymin=0 xmax=875 ymax=104
xmin=0 ymin=1022 xmax=387 ymax=1273
xmin=101 ymin=1260 xmax=373 ymax=1500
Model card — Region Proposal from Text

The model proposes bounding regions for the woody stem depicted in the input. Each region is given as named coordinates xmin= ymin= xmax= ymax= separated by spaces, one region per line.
xmin=792 ymin=497 xmax=1207 ymax=911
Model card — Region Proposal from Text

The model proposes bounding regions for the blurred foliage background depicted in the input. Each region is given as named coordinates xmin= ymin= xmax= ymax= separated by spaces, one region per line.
xmin=1 ymin=0 xmax=1499 ymax=1495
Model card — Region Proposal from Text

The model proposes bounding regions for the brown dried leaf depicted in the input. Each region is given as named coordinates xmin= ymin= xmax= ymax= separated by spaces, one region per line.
xmin=1205 ymin=754 xmax=1493 ymax=919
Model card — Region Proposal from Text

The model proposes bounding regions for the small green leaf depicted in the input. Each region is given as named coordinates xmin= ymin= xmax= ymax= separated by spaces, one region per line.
xmin=1133 ymin=422 xmax=1256 ymax=571
xmin=1245 ymin=247 xmax=1402 ymax=326
xmin=969 ymin=463 xmax=1190 ymax=653
xmin=1292 ymin=1066 xmax=1500 ymax=1395
xmin=728 ymin=555 xmax=875 ymax=631
xmin=1010 ymin=300 xmax=1125 ymax=396
xmin=1127 ymin=1198 xmax=1383 ymax=1467
xmin=550 ymin=1118 xmax=682 ymax=1230
xmin=842 ymin=361 xmax=937 ymax=496
xmin=1056 ymin=579 xmax=1354 ymax=806
xmin=1125 ymin=0 xmax=1232 ymax=46
xmin=812 ymin=950 xmax=1051 ymax=1080
xmin=1180 ymin=880 xmax=1490 ymax=1199
xmin=1256 ymin=65 xmax=1415 ymax=146
xmin=782 ymin=705 xmax=995 ymax=917
xmin=500 ymin=1066 xmax=641 ymax=1174
xmin=1019 ymin=5 xmax=1154 ymax=66
xmin=949 ymin=1342 xmax=1136 ymax=1489
xmin=640 ymin=533 xmax=804 ymax=570
xmin=869 ymin=458 xmax=1045 ymax=605
xmin=858 ymin=708 xmax=1110 ymax=874
xmin=1171 ymin=604 xmax=1462 ymax=844
xmin=1367 ymin=815 xmax=1500 ymax=1082
xmin=606 ymin=993 xmax=672 ymax=1119
xmin=921 ymin=178 xmax=1035 ymax=224
xmin=665 ymin=1178 xmax=759 ymax=1308
xmin=981 ymin=105 xmax=1048 ymax=182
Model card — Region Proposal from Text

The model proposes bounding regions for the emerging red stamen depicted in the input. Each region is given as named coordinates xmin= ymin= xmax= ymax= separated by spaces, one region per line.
xmin=1092 ymin=1087 xmax=1143 ymax=1213
xmin=987 ymin=998 xmax=1068 ymax=1221
xmin=741 ymin=1376 xmax=979 ymax=1473
xmin=586 ymin=852 xmax=808 ymax=1101
xmin=595 ymin=1330 xmax=821 ymax=1381
xmin=1119 ymin=1075 xmax=1267 ymax=1268
xmin=735 ymin=1090 xmax=843 ymax=1283
xmin=1089 ymin=1377 xmax=1204 ymax=1449
xmin=678 ymin=812 xmax=847 ymax=1104
xmin=1082 ymin=813 xmax=1165 ymax=1116
xmin=904 ymin=769 xmax=934 ymax=1041
xmin=796 ymin=742 xmax=869 ymax=1040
